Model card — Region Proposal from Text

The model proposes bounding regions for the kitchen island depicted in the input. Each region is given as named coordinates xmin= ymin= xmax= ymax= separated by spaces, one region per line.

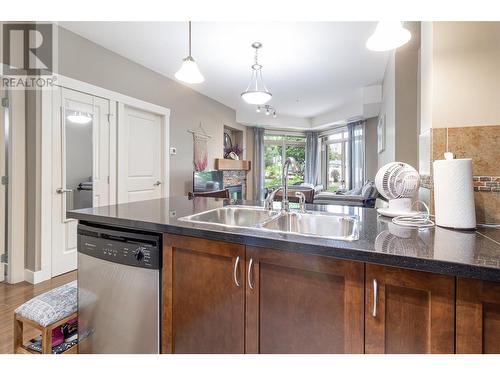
xmin=68 ymin=197 xmax=500 ymax=354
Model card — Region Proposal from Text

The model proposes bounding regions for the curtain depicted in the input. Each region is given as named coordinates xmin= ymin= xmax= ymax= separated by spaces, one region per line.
xmin=347 ymin=120 xmax=365 ymax=190
xmin=252 ymin=127 xmax=265 ymax=201
xmin=304 ymin=131 xmax=319 ymax=185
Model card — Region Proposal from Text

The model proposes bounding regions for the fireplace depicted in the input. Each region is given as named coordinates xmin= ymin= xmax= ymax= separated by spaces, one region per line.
xmin=221 ymin=170 xmax=247 ymax=200
xmin=226 ymin=184 xmax=243 ymax=200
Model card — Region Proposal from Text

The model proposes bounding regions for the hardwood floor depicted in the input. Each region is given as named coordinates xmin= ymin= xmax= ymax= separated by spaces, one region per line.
xmin=0 ymin=271 xmax=77 ymax=354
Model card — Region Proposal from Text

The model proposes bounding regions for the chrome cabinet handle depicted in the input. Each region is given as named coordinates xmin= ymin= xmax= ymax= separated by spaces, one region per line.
xmin=372 ymin=278 xmax=378 ymax=318
xmin=56 ymin=188 xmax=73 ymax=194
xmin=248 ymin=258 xmax=254 ymax=290
xmin=154 ymin=180 xmax=162 ymax=186
xmin=233 ymin=256 xmax=241 ymax=287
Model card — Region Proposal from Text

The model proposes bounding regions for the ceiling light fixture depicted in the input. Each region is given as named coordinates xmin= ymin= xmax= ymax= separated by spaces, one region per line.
xmin=175 ymin=21 xmax=205 ymax=84
xmin=241 ymin=42 xmax=272 ymax=105
xmin=366 ymin=21 xmax=411 ymax=51
xmin=66 ymin=111 xmax=92 ymax=124
xmin=256 ymin=105 xmax=277 ymax=118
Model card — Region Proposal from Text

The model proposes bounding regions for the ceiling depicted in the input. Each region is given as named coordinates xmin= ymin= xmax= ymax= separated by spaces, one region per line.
xmin=60 ymin=22 xmax=390 ymax=128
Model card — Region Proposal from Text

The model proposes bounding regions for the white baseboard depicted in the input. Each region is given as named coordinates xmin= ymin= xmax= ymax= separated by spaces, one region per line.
xmin=24 ymin=269 xmax=51 ymax=284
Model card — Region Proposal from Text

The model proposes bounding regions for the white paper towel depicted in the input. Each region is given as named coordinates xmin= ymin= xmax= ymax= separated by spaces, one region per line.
xmin=433 ymin=158 xmax=476 ymax=229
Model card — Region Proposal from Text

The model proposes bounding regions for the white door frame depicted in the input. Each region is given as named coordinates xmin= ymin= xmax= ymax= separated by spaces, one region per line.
xmin=35 ymin=74 xmax=170 ymax=284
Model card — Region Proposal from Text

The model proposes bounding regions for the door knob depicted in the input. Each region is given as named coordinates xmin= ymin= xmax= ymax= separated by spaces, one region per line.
xmin=56 ymin=188 xmax=73 ymax=194
xmin=154 ymin=181 xmax=162 ymax=186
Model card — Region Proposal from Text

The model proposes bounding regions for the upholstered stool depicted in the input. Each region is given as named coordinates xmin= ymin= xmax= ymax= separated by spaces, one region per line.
xmin=13 ymin=281 xmax=78 ymax=354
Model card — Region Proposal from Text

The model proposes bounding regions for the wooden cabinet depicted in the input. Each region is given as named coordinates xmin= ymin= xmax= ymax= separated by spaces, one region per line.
xmin=162 ymin=234 xmax=245 ymax=353
xmin=456 ymin=278 xmax=500 ymax=353
xmin=160 ymin=234 xmax=500 ymax=354
xmin=245 ymin=246 xmax=364 ymax=353
xmin=365 ymin=264 xmax=455 ymax=353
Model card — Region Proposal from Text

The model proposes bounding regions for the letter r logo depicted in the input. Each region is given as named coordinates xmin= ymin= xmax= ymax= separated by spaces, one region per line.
xmin=2 ymin=23 xmax=53 ymax=76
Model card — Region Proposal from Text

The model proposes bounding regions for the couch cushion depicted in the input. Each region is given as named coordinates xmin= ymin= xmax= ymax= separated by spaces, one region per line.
xmin=15 ymin=281 xmax=77 ymax=327
xmin=361 ymin=181 xmax=374 ymax=198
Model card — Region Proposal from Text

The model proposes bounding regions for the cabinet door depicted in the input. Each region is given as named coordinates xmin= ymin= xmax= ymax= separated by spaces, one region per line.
xmin=456 ymin=278 xmax=500 ymax=353
xmin=162 ymin=234 xmax=245 ymax=353
xmin=365 ymin=264 xmax=455 ymax=353
xmin=245 ymin=246 xmax=364 ymax=353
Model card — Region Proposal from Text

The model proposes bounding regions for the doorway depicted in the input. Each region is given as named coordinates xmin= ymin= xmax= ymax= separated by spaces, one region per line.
xmin=51 ymin=87 xmax=112 ymax=277
xmin=117 ymin=104 xmax=165 ymax=203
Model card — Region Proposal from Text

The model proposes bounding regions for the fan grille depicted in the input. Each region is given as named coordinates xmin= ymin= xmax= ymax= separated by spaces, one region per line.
xmin=377 ymin=162 xmax=420 ymax=199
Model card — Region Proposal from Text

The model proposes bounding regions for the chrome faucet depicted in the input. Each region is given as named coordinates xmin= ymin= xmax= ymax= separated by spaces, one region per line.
xmin=282 ymin=157 xmax=299 ymax=212
xmin=264 ymin=186 xmax=283 ymax=210
xmin=265 ymin=157 xmax=299 ymax=212
xmin=295 ymin=191 xmax=307 ymax=214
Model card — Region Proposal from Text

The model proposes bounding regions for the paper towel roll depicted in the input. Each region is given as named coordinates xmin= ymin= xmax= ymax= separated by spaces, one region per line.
xmin=433 ymin=158 xmax=476 ymax=229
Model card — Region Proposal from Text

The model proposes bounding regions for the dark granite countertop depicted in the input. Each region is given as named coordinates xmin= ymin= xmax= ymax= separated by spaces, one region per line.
xmin=67 ymin=197 xmax=500 ymax=282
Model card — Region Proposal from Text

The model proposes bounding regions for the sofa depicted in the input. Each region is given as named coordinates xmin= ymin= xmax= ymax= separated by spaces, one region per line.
xmin=312 ymin=181 xmax=379 ymax=208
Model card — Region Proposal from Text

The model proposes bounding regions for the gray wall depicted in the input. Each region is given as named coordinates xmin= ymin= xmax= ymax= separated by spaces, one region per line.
xmin=364 ymin=117 xmax=378 ymax=180
xmin=56 ymin=26 xmax=243 ymax=196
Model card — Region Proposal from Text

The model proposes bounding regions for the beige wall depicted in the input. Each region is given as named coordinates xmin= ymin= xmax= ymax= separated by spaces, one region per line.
xmin=432 ymin=22 xmax=500 ymax=128
xmin=378 ymin=22 xmax=420 ymax=170
xmin=378 ymin=52 xmax=396 ymax=168
xmin=57 ymin=27 xmax=246 ymax=197
xmin=394 ymin=23 xmax=420 ymax=169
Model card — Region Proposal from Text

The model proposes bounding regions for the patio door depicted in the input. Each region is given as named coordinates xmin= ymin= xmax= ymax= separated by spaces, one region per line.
xmin=51 ymin=87 xmax=111 ymax=276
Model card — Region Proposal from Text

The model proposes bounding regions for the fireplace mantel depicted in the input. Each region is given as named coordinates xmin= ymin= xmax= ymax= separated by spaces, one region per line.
xmin=215 ymin=158 xmax=251 ymax=171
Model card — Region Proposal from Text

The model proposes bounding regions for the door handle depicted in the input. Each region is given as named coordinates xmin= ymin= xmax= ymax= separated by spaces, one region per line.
xmin=233 ymin=256 xmax=241 ymax=287
xmin=154 ymin=180 xmax=162 ymax=186
xmin=372 ymin=278 xmax=378 ymax=318
xmin=56 ymin=188 xmax=73 ymax=194
xmin=247 ymin=258 xmax=254 ymax=290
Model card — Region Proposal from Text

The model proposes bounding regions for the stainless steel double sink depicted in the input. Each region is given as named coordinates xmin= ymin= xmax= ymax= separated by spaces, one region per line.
xmin=179 ymin=206 xmax=359 ymax=241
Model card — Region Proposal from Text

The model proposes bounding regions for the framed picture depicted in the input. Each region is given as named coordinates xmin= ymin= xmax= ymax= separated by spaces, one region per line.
xmin=377 ymin=114 xmax=386 ymax=153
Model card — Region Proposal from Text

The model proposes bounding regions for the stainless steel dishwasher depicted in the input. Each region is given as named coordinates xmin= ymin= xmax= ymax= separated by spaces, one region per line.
xmin=77 ymin=223 xmax=161 ymax=354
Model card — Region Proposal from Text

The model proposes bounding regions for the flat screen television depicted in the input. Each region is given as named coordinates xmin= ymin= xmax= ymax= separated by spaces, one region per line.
xmin=193 ymin=171 xmax=224 ymax=193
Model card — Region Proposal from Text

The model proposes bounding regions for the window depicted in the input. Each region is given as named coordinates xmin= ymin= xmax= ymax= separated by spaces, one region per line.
xmin=322 ymin=125 xmax=365 ymax=192
xmin=264 ymin=134 xmax=306 ymax=189
xmin=324 ymin=128 xmax=349 ymax=192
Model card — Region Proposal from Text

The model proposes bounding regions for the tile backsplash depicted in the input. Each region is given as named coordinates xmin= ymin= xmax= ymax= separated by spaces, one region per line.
xmin=420 ymin=125 xmax=500 ymax=224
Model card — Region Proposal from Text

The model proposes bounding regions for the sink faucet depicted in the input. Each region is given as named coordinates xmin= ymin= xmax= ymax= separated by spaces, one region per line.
xmin=265 ymin=157 xmax=299 ymax=212
xmin=282 ymin=157 xmax=299 ymax=212
xmin=264 ymin=187 xmax=283 ymax=210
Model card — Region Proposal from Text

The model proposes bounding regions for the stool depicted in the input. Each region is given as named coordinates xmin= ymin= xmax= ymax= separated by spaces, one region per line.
xmin=13 ymin=281 xmax=78 ymax=354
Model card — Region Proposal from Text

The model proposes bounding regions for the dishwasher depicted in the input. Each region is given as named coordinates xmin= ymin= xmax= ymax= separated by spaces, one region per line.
xmin=77 ymin=223 xmax=161 ymax=354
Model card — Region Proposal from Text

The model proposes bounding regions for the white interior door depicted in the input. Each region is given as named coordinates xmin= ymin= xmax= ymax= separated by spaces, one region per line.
xmin=0 ymin=87 xmax=6 ymax=282
xmin=52 ymin=87 xmax=111 ymax=277
xmin=118 ymin=105 xmax=163 ymax=203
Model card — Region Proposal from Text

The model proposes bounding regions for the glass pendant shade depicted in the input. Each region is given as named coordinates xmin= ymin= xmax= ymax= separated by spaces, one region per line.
xmin=241 ymin=42 xmax=272 ymax=105
xmin=175 ymin=56 xmax=205 ymax=84
xmin=175 ymin=21 xmax=205 ymax=84
xmin=366 ymin=21 xmax=411 ymax=51
xmin=241 ymin=64 xmax=272 ymax=104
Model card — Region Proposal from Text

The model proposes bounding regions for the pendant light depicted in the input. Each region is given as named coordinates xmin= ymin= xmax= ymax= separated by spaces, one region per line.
xmin=175 ymin=21 xmax=205 ymax=84
xmin=366 ymin=21 xmax=411 ymax=51
xmin=241 ymin=42 xmax=272 ymax=105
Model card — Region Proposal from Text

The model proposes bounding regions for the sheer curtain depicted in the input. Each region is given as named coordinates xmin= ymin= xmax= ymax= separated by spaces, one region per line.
xmin=347 ymin=120 xmax=365 ymax=190
xmin=252 ymin=127 xmax=265 ymax=201
xmin=304 ymin=131 xmax=319 ymax=185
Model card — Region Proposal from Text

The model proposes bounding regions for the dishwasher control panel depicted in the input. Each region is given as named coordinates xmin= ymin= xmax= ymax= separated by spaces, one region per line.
xmin=77 ymin=224 xmax=161 ymax=269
